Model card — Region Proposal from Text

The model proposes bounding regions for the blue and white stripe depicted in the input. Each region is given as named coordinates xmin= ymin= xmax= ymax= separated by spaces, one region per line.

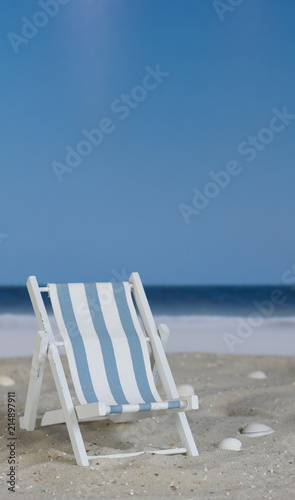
xmin=48 ymin=281 xmax=178 ymax=413
xmin=108 ymin=400 xmax=184 ymax=414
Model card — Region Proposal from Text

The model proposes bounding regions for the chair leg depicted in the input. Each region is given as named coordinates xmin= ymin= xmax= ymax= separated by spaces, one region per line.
xmin=174 ymin=412 xmax=199 ymax=456
xmin=20 ymin=331 xmax=48 ymax=431
xmin=48 ymin=344 xmax=89 ymax=466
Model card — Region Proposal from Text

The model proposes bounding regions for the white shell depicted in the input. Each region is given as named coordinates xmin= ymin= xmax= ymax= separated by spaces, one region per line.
xmin=247 ymin=371 xmax=267 ymax=379
xmin=0 ymin=376 xmax=15 ymax=387
xmin=216 ymin=438 xmax=242 ymax=451
xmin=242 ymin=422 xmax=274 ymax=437
xmin=177 ymin=384 xmax=195 ymax=397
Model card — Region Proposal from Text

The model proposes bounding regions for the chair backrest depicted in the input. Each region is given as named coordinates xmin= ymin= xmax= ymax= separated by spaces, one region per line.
xmin=48 ymin=281 xmax=161 ymax=407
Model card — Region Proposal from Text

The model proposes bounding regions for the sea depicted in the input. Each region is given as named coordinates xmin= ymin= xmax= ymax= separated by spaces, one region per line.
xmin=0 ymin=285 xmax=295 ymax=317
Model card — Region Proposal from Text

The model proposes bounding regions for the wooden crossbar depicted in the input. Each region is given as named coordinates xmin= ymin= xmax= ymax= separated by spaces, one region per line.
xmin=38 ymin=395 xmax=198 ymax=427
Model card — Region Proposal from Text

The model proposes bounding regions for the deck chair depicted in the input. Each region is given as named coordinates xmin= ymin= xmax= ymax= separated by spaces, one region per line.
xmin=20 ymin=272 xmax=199 ymax=466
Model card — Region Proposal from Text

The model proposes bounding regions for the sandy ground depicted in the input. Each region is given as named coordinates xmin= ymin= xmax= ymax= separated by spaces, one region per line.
xmin=1 ymin=353 xmax=295 ymax=499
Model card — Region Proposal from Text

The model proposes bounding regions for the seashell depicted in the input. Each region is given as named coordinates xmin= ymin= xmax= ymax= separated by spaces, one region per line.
xmin=0 ymin=376 xmax=15 ymax=387
xmin=247 ymin=371 xmax=267 ymax=379
xmin=177 ymin=384 xmax=195 ymax=397
xmin=216 ymin=438 xmax=242 ymax=451
xmin=241 ymin=422 xmax=274 ymax=437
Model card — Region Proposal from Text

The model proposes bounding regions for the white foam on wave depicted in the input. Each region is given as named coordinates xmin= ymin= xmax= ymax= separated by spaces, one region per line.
xmin=0 ymin=313 xmax=295 ymax=358
xmin=155 ymin=314 xmax=295 ymax=356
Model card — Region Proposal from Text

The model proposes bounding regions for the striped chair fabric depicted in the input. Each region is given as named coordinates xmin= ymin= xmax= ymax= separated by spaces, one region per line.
xmin=48 ymin=281 xmax=184 ymax=415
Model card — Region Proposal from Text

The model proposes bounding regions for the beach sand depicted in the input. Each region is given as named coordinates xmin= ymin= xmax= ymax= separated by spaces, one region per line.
xmin=1 ymin=352 xmax=295 ymax=498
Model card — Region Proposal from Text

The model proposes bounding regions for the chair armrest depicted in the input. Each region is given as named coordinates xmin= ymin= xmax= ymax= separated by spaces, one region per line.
xmin=158 ymin=323 xmax=170 ymax=349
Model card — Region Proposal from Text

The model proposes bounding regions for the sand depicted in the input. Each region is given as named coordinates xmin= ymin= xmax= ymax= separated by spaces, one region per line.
xmin=1 ymin=352 xmax=295 ymax=499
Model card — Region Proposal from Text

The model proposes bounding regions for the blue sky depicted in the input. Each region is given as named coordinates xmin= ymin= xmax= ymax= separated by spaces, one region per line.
xmin=0 ymin=0 xmax=294 ymax=285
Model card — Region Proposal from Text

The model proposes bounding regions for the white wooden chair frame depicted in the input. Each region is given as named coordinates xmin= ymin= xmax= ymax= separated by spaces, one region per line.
xmin=20 ymin=272 xmax=199 ymax=466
